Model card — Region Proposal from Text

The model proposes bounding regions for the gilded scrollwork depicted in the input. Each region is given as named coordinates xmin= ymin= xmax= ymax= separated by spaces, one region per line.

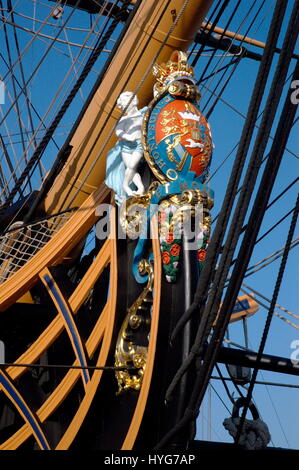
xmin=119 ymin=182 xmax=160 ymax=238
xmin=114 ymin=259 xmax=153 ymax=394
xmin=158 ymin=189 xmax=213 ymax=282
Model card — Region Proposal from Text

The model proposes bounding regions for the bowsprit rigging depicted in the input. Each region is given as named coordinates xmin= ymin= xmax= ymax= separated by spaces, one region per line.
xmin=0 ymin=0 xmax=298 ymax=452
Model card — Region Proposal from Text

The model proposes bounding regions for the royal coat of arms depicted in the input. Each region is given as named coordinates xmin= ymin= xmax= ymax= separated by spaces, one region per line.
xmin=142 ymin=51 xmax=213 ymax=187
xmin=118 ymin=51 xmax=214 ymax=284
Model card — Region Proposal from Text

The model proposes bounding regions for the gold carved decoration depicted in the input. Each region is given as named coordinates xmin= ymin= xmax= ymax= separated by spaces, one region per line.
xmin=158 ymin=189 xmax=212 ymax=240
xmin=114 ymin=259 xmax=154 ymax=394
xmin=119 ymin=182 xmax=160 ymax=237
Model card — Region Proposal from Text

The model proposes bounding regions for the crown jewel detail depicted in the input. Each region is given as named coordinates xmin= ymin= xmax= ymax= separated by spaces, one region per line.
xmin=152 ymin=51 xmax=195 ymax=87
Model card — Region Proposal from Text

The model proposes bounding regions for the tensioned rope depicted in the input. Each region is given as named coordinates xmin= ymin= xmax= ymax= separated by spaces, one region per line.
xmin=0 ymin=0 xmax=20 ymax=34
xmin=188 ymin=54 xmax=299 ymax=451
xmin=0 ymin=1 xmax=110 ymax=203
xmin=0 ymin=0 xmax=29 ymax=185
xmin=0 ymin=0 xmax=82 ymax=127
xmin=0 ymin=1 xmax=63 ymax=83
xmin=0 ymin=1 xmax=80 ymax=112
xmin=12 ymin=8 xmax=118 ymax=32
xmin=0 ymin=0 xmax=116 ymax=214
xmin=187 ymin=0 xmax=223 ymax=60
xmin=3 ymin=0 xmax=134 ymax=229
xmin=228 ymin=204 xmax=299 ymax=269
xmin=240 ymin=286 xmax=299 ymax=331
xmin=0 ymin=138 xmax=23 ymax=208
xmin=0 ymin=1 xmax=131 ymax=236
xmin=0 ymin=0 xmax=83 ymax=200
xmin=62 ymin=23 xmax=85 ymax=104
xmin=0 ymin=362 xmax=135 ymax=371
xmin=202 ymin=76 xmax=299 ymax=164
xmin=0 ymin=115 xmax=20 ymax=185
xmin=9 ymin=1 xmax=44 ymax=179
xmin=241 ymin=283 xmax=299 ymax=322
xmin=191 ymin=0 xmax=231 ymax=69
xmin=211 ymin=138 xmax=299 ymax=229
xmin=200 ymin=0 xmax=267 ymax=113
xmin=242 ymin=237 xmax=299 ymax=277
xmin=211 ymin=376 xmax=299 ymax=389
xmin=15 ymin=0 xmax=130 ymax=221
xmin=170 ymin=0 xmax=289 ymax=347
xmin=0 ymin=15 xmax=112 ymax=51
xmin=197 ymin=0 xmax=266 ymax=107
xmin=235 ymin=193 xmax=299 ymax=446
xmin=53 ymin=0 xmax=192 ymax=214
xmin=0 ymin=52 xmax=61 ymax=151
xmin=197 ymin=1 xmax=298 ymax=384
xmin=1 ymin=130 xmax=72 ymax=146
xmin=0 ymin=122 xmax=74 ymax=140
xmin=255 ymin=208 xmax=297 ymax=245
xmin=154 ymin=0 xmax=297 ymax=449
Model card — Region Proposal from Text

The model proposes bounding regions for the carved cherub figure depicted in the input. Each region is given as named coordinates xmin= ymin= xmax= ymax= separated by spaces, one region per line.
xmin=115 ymin=91 xmax=145 ymax=196
xmin=105 ymin=91 xmax=146 ymax=204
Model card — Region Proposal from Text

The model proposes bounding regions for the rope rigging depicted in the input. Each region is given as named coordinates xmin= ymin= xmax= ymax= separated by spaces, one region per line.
xmin=228 ymin=202 xmax=299 ymax=271
xmin=170 ymin=0 xmax=289 ymax=349
xmin=240 ymin=286 xmax=299 ymax=331
xmin=211 ymin=376 xmax=299 ymax=389
xmin=8 ymin=0 xmax=45 ymax=180
xmin=191 ymin=0 xmax=231 ymax=70
xmin=198 ymin=0 xmax=267 ymax=106
xmin=0 ymin=2 xmax=110 ymax=203
xmin=52 ymin=0 xmax=191 ymax=215
xmin=0 ymin=15 xmax=113 ymax=51
xmin=0 ymin=51 xmax=61 ymax=151
xmin=211 ymin=141 xmax=299 ymax=228
xmin=154 ymin=1 xmax=299 ymax=449
xmin=192 ymin=51 xmax=299 ymax=449
xmin=201 ymin=81 xmax=299 ymax=162
xmin=0 ymin=1 xmax=63 ymax=83
xmin=242 ymin=237 xmax=299 ymax=278
xmin=0 ymin=133 xmax=20 ymax=189
xmin=0 ymin=0 xmax=297 ymax=451
xmin=0 ymin=0 xmax=81 ymax=200
xmin=0 ymin=0 xmax=28 ymax=182
xmin=243 ymin=281 xmax=299 ymax=321
xmin=201 ymin=0 xmax=268 ymax=116
xmin=187 ymin=0 xmax=224 ymax=62
xmin=22 ymin=0 xmax=136 ymax=221
xmin=0 ymin=0 xmax=165 ymax=224
xmin=0 ymin=0 xmax=81 ymax=122
xmin=0 ymin=0 xmax=128 ymax=221
xmin=196 ymin=0 xmax=243 ymax=86
xmin=235 ymin=192 xmax=299 ymax=446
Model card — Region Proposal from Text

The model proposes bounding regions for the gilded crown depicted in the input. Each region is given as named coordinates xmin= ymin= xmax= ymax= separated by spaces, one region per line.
xmin=152 ymin=51 xmax=195 ymax=87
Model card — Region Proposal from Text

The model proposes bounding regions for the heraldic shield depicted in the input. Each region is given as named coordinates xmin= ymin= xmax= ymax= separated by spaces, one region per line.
xmin=142 ymin=84 xmax=213 ymax=186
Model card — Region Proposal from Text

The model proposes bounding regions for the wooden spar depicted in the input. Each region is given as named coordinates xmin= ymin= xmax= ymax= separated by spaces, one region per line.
xmin=200 ymin=22 xmax=299 ymax=60
xmin=201 ymin=22 xmax=268 ymax=50
xmin=43 ymin=0 xmax=214 ymax=216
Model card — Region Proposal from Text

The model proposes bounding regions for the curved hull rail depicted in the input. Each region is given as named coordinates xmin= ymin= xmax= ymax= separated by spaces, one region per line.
xmin=0 ymin=185 xmax=161 ymax=450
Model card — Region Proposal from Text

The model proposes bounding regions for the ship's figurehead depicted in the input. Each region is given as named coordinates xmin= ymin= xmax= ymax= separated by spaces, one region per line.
xmin=108 ymin=51 xmax=214 ymax=284
xmin=113 ymin=52 xmax=215 ymax=394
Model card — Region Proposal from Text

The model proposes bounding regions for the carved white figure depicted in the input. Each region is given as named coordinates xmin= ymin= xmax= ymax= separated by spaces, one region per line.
xmin=105 ymin=91 xmax=146 ymax=204
xmin=115 ymin=91 xmax=145 ymax=196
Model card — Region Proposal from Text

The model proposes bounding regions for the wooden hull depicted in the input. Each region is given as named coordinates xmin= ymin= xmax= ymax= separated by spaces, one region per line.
xmin=0 ymin=0 xmax=217 ymax=450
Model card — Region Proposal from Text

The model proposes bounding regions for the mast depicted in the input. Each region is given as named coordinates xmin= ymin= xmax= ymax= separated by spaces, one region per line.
xmin=43 ymin=0 xmax=213 ymax=215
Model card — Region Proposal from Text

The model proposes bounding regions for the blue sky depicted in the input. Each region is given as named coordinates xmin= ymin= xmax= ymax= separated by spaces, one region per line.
xmin=0 ymin=0 xmax=298 ymax=450
xmin=194 ymin=0 xmax=299 ymax=449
